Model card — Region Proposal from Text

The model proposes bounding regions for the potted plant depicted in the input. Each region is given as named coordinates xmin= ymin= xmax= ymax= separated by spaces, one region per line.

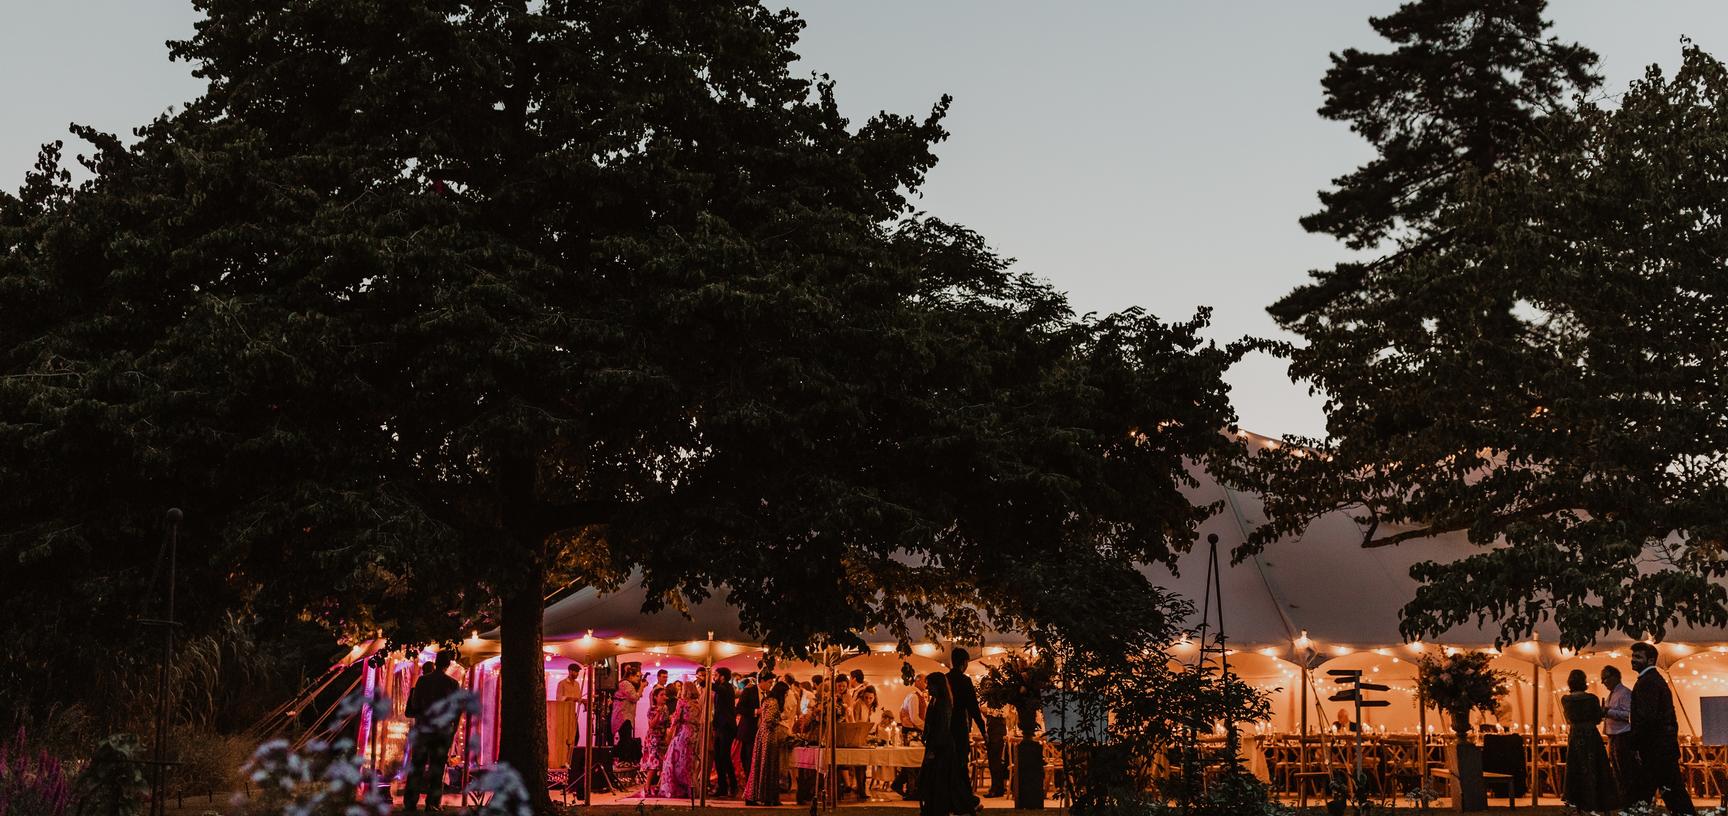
xmin=979 ymin=653 xmax=1056 ymax=809
xmin=1416 ymin=651 xmax=1510 ymax=812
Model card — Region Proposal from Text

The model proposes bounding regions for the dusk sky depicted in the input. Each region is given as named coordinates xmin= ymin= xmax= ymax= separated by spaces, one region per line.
xmin=5 ymin=2 xmax=1724 ymax=439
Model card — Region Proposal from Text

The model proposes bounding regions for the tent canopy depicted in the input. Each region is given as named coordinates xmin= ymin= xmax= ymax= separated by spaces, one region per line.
xmin=477 ymin=429 xmax=1728 ymax=663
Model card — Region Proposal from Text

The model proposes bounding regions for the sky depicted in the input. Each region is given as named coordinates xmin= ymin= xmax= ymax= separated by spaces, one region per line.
xmin=4 ymin=1 xmax=1725 ymax=439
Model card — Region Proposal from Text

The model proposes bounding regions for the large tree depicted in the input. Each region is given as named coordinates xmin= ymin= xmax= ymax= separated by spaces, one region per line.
xmin=0 ymin=0 xmax=1242 ymax=796
xmin=1258 ymin=0 xmax=1728 ymax=647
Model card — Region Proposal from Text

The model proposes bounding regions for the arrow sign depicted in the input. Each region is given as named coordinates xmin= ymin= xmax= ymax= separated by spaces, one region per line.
xmin=1357 ymin=682 xmax=1390 ymax=692
xmin=1327 ymin=669 xmax=1363 ymax=677
xmin=1358 ymin=701 xmax=1392 ymax=708
xmin=1329 ymin=690 xmax=1360 ymax=702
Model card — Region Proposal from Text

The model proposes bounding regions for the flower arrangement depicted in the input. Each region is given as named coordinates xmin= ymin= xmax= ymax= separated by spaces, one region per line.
xmin=979 ymin=653 xmax=1055 ymax=737
xmin=1416 ymin=651 xmax=1510 ymax=738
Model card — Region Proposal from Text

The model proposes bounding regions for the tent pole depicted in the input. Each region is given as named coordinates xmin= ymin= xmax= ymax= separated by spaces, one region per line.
xmin=1417 ymin=684 xmax=1427 ymax=811
xmin=697 ymin=634 xmax=713 ymax=809
xmin=584 ymin=660 xmax=595 ymax=807
xmin=1529 ymin=664 xmax=1539 ymax=807
xmin=1299 ymin=662 xmax=1309 ymax=780
xmin=828 ymin=655 xmax=839 ymax=811
xmin=462 ymin=662 xmax=476 ymax=806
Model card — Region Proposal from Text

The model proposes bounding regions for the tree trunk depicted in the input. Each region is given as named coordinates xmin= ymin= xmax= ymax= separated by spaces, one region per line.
xmin=497 ymin=559 xmax=550 ymax=811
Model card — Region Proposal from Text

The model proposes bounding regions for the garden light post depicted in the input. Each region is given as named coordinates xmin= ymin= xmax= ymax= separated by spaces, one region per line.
xmin=145 ymin=508 xmax=184 ymax=816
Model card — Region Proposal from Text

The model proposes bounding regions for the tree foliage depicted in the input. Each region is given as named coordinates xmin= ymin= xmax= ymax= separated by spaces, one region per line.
xmin=1258 ymin=0 xmax=1728 ymax=648
xmin=0 ymin=0 xmax=1243 ymax=793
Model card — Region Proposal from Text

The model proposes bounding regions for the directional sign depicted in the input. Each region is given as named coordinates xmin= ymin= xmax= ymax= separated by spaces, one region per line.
xmin=1357 ymin=682 xmax=1390 ymax=692
xmin=1328 ymin=669 xmax=1363 ymax=677
xmin=1329 ymin=690 xmax=1360 ymax=702
xmin=1358 ymin=701 xmax=1392 ymax=708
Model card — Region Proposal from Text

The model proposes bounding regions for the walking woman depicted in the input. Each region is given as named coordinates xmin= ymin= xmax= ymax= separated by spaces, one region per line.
xmin=1562 ymin=669 xmax=1619 ymax=813
xmin=641 ymin=687 xmax=671 ymax=791
xmin=917 ymin=672 xmax=962 ymax=816
xmin=659 ymin=681 xmax=703 ymax=797
xmin=746 ymin=680 xmax=791 ymax=806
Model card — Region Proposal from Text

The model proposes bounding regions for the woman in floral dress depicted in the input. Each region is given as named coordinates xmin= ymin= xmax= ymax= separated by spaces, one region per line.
xmin=640 ymin=687 xmax=670 ymax=792
xmin=659 ymin=681 xmax=704 ymax=797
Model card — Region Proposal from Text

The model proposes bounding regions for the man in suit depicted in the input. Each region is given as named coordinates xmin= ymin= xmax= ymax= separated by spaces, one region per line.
xmin=711 ymin=667 xmax=739 ymax=797
xmin=403 ymin=651 xmax=463 ymax=812
xmin=948 ymin=648 xmax=987 ymax=811
xmin=1629 ymin=642 xmax=1694 ymax=814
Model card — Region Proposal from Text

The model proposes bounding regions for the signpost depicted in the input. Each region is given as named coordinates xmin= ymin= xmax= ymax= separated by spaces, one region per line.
xmin=1328 ymin=669 xmax=1390 ymax=813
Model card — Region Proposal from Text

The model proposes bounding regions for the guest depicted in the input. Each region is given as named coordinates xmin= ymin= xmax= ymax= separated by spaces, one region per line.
xmin=780 ymin=674 xmax=802 ymax=734
xmin=1560 ymin=669 xmax=1618 ymax=812
xmin=557 ymin=665 xmax=585 ymax=705
xmin=917 ymin=672 xmax=959 ymax=816
xmin=642 ymin=687 xmax=671 ymax=790
xmin=1602 ymin=665 xmax=1639 ymax=802
xmin=736 ymin=672 xmax=768 ymax=781
xmin=402 ymin=654 xmax=462 ymax=812
xmin=612 ymin=663 xmax=643 ymax=760
xmin=849 ymin=669 xmax=867 ymax=703
xmin=892 ymin=673 xmax=930 ymax=799
xmin=947 ymin=649 xmax=985 ymax=812
xmin=1333 ymin=708 xmax=1361 ymax=733
xmin=1629 ymin=642 xmax=1694 ymax=814
xmin=849 ymin=684 xmax=881 ymax=726
xmin=746 ymin=680 xmax=791 ymax=806
xmin=659 ymin=682 xmax=703 ymax=797
xmin=712 ymin=667 xmax=739 ymax=797
xmin=983 ymin=700 xmax=1009 ymax=798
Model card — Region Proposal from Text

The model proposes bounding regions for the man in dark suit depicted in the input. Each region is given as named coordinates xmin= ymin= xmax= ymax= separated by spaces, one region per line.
xmin=1629 ymin=642 xmax=1695 ymax=814
xmin=735 ymin=670 xmax=765 ymax=781
xmin=711 ymin=667 xmax=739 ymax=796
xmin=403 ymin=651 xmax=463 ymax=812
xmin=948 ymin=648 xmax=987 ymax=811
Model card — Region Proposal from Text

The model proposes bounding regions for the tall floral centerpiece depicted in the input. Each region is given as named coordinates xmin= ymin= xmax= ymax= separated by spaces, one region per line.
xmin=1416 ymin=651 xmax=1509 ymax=812
xmin=980 ymin=653 xmax=1056 ymax=809
xmin=1416 ymin=651 xmax=1509 ymax=740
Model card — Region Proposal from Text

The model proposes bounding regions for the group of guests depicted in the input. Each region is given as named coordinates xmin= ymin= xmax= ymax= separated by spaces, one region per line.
xmin=1561 ymin=641 xmax=1695 ymax=814
xmin=588 ymin=648 xmax=997 ymax=812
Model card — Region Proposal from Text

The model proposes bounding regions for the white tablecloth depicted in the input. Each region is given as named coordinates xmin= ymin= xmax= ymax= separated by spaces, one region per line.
xmin=792 ymin=745 xmax=926 ymax=770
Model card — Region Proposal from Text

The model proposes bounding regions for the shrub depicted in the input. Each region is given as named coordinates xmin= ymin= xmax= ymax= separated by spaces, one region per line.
xmin=0 ymin=728 xmax=72 ymax=816
xmin=69 ymin=734 xmax=146 ymax=816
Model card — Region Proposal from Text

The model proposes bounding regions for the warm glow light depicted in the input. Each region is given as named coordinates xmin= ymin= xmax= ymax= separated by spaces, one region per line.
xmin=1671 ymin=644 xmax=1695 ymax=656
xmin=1260 ymin=648 xmax=1280 ymax=658
xmin=1295 ymin=631 xmax=1312 ymax=650
xmin=1331 ymin=646 xmax=1352 ymax=656
xmin=1519 ymin=642 xmax=1538 ymax=654
xmin=1407 ymin=642 xmax=1425 ymax=654
xmin=542 ymin=645 xmax=559 ymax=655
xmin=985 ymin=646 xmax=1006 ymax=656
xmin=914 ymin=643 xmax=936 ymax=657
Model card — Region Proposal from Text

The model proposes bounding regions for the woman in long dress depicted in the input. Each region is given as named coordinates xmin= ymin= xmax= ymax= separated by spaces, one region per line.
xmin=917 ymin=672 xmax=960 ymax=816
xmin=1561 ymin=669 xmax=1619 ymax=813
xmin=746 ymin=681 xmax=790 ymax=806
xmin=641 ymin=687 xmax=670 ymax=791
xmin=659 ymin=681 xmax=704 ymax=797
